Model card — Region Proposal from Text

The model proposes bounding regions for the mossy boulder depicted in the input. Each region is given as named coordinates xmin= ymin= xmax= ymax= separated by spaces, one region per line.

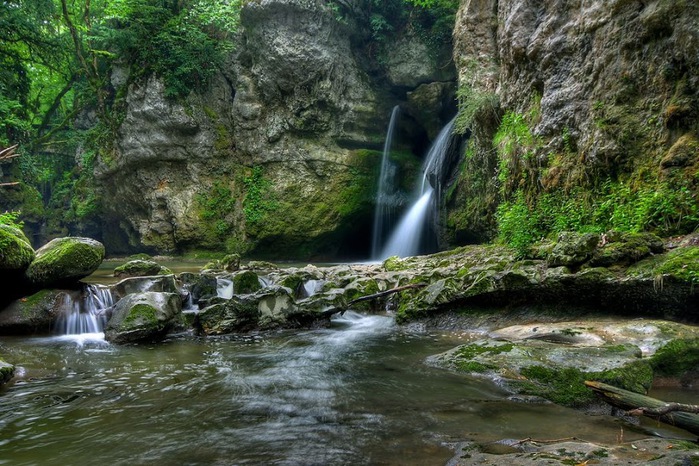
xmin=111 ymin=275 xmax=179 ymax=302
xmin=197 ymin=294 xmax=263 ymax=335
xmin=232 ymin=270 xmax=262 ymax=294
xmin=0 ymin=358 xmax=13 ymax=385
xmin=113 ymin=259 xmax=172 ymax=278
xmin=0 ymin=289 xmax=75 ymax=335
xmin=25 ymin=237 xmax=105 ymax=286
xmin=432 ymin=339 xmax=652 ymax=408
xmin=202 ymin=254 xmax=241 ymax=272
xmin=589 ymin=232 xmax=664 ymax=267
xmin=0 ymin=224 xmax=34 ymax=270
xmin=547 ymin=232 xmax=599 ymax=267
xmin=104 ymin=292 xmax=181 ymax=344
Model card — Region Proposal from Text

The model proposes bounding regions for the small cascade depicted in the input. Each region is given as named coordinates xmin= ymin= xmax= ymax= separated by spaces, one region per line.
xmin=59 ymin=284 xmax=113 ymax=336
xmin=371 ymin=106 xmax=401 ymax=258
xmin=376 ymin=116 xmax=457 ymax=260
xmin=217 ymin=278 xmax=234 ymax=299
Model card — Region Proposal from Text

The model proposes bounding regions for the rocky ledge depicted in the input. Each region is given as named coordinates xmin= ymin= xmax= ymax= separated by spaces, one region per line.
xmin=1 ymin=231 xmax=698 ymax=413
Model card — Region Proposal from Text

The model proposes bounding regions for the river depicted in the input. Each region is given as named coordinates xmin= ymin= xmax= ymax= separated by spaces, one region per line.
xmin=0 ymin=309 xmax=669 ymax=465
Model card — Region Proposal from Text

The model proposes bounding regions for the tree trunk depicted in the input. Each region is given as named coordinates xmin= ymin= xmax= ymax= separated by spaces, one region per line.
xmin=585 ymin=380 xmax=699 ymax=436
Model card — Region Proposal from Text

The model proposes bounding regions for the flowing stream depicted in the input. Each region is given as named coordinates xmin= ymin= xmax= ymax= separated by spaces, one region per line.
xmin=0 ymin=311 xmax=658 ymax=466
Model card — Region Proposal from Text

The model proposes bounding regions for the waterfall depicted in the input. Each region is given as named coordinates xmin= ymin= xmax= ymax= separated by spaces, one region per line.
xmin=217 ymin=278 xmax=234 ymax=299
xmin=371 ymin=106 xmax=401 ymax=258
xmin=376 ymin=116 xmax=457 ymax=260
xmin=59 ymin=284 xmax=113 ymax=335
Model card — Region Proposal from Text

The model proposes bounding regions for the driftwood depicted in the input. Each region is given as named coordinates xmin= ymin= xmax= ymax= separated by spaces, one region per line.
xmin=585 ymin=380 xmax=699 ymax=436
xmin=0 ymin=144 xmax=18 ymax=161
xmin=0 ymin=145 xmax=20 ymax=187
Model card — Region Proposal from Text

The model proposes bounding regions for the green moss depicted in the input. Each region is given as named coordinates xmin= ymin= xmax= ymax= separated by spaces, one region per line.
xmin=122 ymin=303 xmax=159 ymax=328
xmin=456 ymin=342 xmax=515 ymax=359
xmin=651 ymin=338 xmax=699 ymax=377
xmin=655 ymin=247 xmax=699 ymax=284
xmin=0 ymin=224 xmax=35 ymax=270
xmin=233 ymin=270 xmax=262 ymax=294
xmin=457 ymin=361 xmax=496 ymax=373
xmin=516 ymin=359 xmax=653 ymax=408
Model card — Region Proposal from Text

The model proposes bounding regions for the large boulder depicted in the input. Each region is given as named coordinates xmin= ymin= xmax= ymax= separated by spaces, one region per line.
xmin=25 ymin=237 xmax=105 ymax=286
xmin=0 ymin=224 xmax=34 ymax=271
xmin=104 ymin=292 xmax=181 ymax=344
xmin=0 ymin=289 xmax=76 ymax=335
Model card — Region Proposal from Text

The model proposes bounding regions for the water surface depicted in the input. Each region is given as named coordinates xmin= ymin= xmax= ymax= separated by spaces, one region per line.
xmin=0 ymin=312 xmax=676 ymax=465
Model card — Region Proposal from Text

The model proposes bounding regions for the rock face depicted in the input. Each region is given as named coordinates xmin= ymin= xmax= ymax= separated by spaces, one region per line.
xmin=447 ymin=0 xmax=699 ymax=243
xmin=98 ymin=0 xmax=456 ymax=259
xmin=25 ymin=237 xmax=105 ymax=287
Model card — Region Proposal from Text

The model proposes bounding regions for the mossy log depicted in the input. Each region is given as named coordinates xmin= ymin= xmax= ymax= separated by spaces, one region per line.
xmin=585 ymin=380 xmax=699 ymax=436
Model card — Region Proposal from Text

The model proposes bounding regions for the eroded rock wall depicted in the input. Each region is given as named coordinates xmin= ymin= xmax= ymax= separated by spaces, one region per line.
xmin=447 ymin=0 xmax=699 ymax=243
xmin=99 ymin=0 xmax=456 ymax=259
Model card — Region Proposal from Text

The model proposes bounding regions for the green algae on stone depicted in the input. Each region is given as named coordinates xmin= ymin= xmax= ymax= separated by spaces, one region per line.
xmin=233 ymin=270 xmax=262 ymax=295
xmin=0 ymin=224 xmax=35 ymax=270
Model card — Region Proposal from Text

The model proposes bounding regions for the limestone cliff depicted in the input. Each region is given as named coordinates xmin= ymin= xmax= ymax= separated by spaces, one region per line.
xmin=446 ymin=0 xmax=699 ymax=244
xmin=99 ymin=0 xmax=456 ymax=259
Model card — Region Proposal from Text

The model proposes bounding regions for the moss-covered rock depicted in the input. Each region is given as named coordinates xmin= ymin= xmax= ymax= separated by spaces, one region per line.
xmin=650 ymin=338 xmax=699 ymax=379
xmin=232 ymin=270 xmax=262 ymax=294
xmin=547 ymin=232 xmax=599 ymax=267
xmin=590 ymin=232 xmax=664 ymax=267
xmin=0 ymin=289 xmax=74 ymax=335
xmin=113 ymin=259 xmax=172 ymax=278
xmin=25 ymin=237 xmax=105 ymax=286
xmin=104 ymin=292 xmax=181 ymax=344
xmin=432 ymin=339 xmax=652 ymax=408
xmin=0 ymin=224 xmax=34 ymax=270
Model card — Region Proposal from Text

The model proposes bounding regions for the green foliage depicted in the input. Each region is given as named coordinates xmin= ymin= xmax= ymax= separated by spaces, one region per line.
xmin=497 ymin=180 xmax=699 ymax=256
xmin=496 ymin=192 xmax=540 ymax=258
xmin=107 ymin=0 xmax=240 ymax=99
xmin=243 ymin=166 xmax=277 ymax=226
xmin=454 ymin=85 xmax=498 ymax=134
xmin=0 ymin=211 xmax=24 ymax=229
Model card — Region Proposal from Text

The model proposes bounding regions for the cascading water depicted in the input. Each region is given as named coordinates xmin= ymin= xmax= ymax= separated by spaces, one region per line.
xmin=58 ymin=284 xmax=113 ymax=337
xmin=371 ymin=106 xmax=401 ymax=258
xmin=376 ymin=116 xmax=457 ymax=260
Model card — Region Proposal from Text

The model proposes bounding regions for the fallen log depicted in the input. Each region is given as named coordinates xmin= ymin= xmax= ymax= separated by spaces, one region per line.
xmin=585 ymin=380 xmax=699 ymax=436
